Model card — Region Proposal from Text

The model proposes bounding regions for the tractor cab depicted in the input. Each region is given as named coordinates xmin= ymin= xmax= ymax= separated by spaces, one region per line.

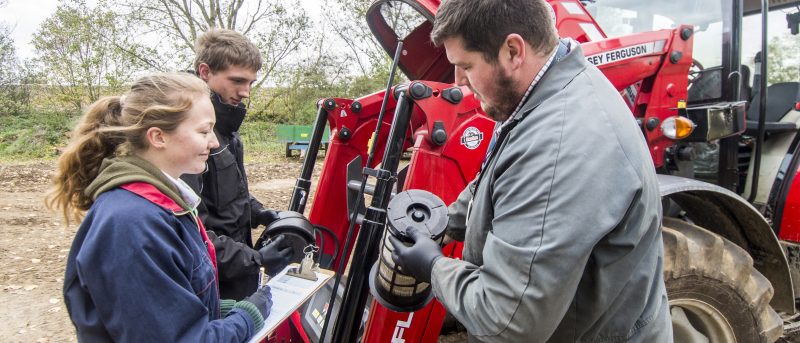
xmin=547 ymin=0 xmax=800 ymax=238
xmin=584 ymin=0 xmax=731 ymax=105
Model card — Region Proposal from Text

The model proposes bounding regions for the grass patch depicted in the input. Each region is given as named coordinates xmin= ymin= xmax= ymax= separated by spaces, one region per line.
xmin=239 ymin=120 xmax=295 ymax=163
xmin=0 ymin=110 xmax=305 ymax=164
xmin=0 ymin=111 xmax=78 ymax=161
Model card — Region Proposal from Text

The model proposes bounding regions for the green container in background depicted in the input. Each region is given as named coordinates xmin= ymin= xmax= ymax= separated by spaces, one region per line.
xmin=276 ymin=124 xmax=331 ymax=157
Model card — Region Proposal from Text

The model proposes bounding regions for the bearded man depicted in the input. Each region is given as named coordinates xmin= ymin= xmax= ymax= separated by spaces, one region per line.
xmin=389 ymin=0 xmax=673 ymax=341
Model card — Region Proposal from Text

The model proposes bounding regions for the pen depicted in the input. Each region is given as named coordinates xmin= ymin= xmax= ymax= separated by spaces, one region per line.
xmin=259 ymin=266 xmax=268 ymax=287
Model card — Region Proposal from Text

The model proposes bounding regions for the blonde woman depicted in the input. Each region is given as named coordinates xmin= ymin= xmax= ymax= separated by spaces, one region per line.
xmin=47 ymin=73 xmax=271 ymax=342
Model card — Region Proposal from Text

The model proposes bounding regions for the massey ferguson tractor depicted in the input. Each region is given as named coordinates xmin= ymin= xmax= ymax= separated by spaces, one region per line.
xmin=260 ymin=0 xmax=800 ymax=342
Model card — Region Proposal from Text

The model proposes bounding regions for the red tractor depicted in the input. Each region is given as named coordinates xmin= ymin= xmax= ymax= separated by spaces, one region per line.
xmin=268 ymin=0 xmax=800 ymax=342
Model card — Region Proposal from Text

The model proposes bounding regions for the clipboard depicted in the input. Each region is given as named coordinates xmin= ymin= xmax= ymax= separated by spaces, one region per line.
xmin=247 ymin=264 xmax=334 ymax=343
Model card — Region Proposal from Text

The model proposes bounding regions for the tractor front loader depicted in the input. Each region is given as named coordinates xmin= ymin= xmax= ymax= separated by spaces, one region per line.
xmin=266 ymin=0 xmax=800 ymax=342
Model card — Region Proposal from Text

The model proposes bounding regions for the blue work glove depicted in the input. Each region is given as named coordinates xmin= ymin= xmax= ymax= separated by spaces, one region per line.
xmin=254 ymin=209 xmax=280 ymax=228
xmin=258 ymin=235 xmax=292 ymax=276
xmin=243 ymin=285 xmax=273 ymax=319
xmin=390 ymin=227 xmax=444 ymax=284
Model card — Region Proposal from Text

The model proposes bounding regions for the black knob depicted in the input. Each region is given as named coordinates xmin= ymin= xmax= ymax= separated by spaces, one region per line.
xmin=431 ymin=120 xmax=447 ymax=146
xmin=351 ymin=101 xmax=362 ymax=113
xmin=323 ymin=99 xmax=337 ymax=111
xmin=410 ymin=82 xmax=432 ymax=100
xmin=680 ymin=28 xmax=693 ymax=41
xmin=442 ymin=87 xmax=463 ymax=104
xmin=339 ymin=127 xmax=352 ymax=141
xmin=670 ymin=51 xmax=683 ymax=64
xmin=646 ymin=117 xmax=660 ymax=131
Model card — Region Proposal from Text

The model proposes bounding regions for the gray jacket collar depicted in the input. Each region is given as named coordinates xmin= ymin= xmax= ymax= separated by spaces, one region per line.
xmin=517 ymin=39 xmax=588 ymax=120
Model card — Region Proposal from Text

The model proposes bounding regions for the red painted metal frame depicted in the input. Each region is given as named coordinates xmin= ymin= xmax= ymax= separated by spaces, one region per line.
xmin=271 ymin=80 xmax=494 ymax=342
xmin=551 ymin=0 xmax=607 ymax=43
xmin=361 ymin=81 xmax=494 ymax=343
xmin=309 ymin=90 xmax=399 ymax=272
xmin=779 ymin=163 xmax=800 ymax=241
xmin=583 ymin=26 xmax=693 ymax=168
xmin=367 ymin=0 xmax=450 ymax=82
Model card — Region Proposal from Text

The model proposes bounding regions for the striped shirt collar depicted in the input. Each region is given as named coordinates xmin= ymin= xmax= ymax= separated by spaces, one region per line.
xmin=498 ymin=39 xmax=571 ymax=132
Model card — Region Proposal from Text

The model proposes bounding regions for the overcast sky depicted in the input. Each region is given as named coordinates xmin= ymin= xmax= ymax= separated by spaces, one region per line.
xmin=0 ymin=0 xmax=64 ymax=59
xmin=0 ymin=0 xmax=324 ymax=60
xmin=0 ymin=0 xmax=793 ymax=63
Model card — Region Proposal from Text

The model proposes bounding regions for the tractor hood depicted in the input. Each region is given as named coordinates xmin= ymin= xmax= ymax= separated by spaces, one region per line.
xmin=366 ymin=0 xmax=454 ymax=82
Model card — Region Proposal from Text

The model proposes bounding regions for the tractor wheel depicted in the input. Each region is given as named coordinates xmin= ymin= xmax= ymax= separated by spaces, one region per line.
xmin=662 ymin=217 xmax=783 ymax=342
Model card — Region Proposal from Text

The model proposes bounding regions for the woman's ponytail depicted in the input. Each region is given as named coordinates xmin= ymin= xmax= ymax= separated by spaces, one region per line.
xmin=45 ymin=96 xmax=124 ymax=224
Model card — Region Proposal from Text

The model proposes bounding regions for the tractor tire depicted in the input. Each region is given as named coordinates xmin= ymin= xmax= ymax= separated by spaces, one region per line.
xmin=662 ymin=217 xmax=783 ymax=343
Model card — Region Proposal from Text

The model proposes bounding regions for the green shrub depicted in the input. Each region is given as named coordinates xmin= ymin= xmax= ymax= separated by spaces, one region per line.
xmin=0 ymin=109 xmax=77 ymax=160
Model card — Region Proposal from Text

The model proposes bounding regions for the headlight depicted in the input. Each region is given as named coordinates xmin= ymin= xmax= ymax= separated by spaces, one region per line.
xmin=661 ymin=116 xmax=696 ymax=140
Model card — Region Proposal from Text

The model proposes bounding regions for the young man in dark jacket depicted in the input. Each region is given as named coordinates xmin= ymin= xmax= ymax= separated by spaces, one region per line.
xmin=182 ymin=29 xmax=291 ymax=300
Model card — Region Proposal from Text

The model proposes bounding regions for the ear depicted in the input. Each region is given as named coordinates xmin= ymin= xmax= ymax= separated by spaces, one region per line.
xmin=145 ymin=127 xmax=168 ymax=149
xmin=502 ymin=34 xmax=527 ymax=70
xmin=198 ymin=63 xmax=212 ymax=81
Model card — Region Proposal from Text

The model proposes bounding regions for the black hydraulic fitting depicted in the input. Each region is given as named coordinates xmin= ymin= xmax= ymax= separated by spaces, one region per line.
xmin=680 ymin=28 xmax=693 ymax=41
xmin=322 ymin=98 xmax=337 ymax=111
xmin=646 ymin=117 xmax=660 ymax=131
xmin=670 ymin=51 xmax=683 ymax=64
xmin=339 ymin=126 xmax=352 ymax=141
xmin=442 ymin=87 xmax=463 ymax=104
xmin=409 ymin=82 xmax=433 ymax=100
xmin=431 ymin=121 xmax=447 ymax=146
xmin=351 ymin=101 xmax=362 ymax=113
xmin=393 ymin=84 xmax=409 ymax=100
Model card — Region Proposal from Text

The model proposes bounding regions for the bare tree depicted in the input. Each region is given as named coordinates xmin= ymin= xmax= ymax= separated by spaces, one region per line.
xmin=0 ymin=25 xmax=16 ymax=88
xmin=118 ymin=0 xmax=310 ymax=86
xmin=327 ymin=0 xmax=389 ymax=77
xmin=0 ymin=0 xmax=13 ymax=88
xmin=32 ymin=1 xmax=150 ymax=109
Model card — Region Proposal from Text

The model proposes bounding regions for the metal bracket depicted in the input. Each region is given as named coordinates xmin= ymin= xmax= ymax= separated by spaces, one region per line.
xmin=287 ymin=245 xmax=319 ymax=281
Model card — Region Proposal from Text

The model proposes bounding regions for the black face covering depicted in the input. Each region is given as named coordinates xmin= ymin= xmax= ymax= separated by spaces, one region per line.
xmin=210 ymin=93 xmax=247 ymax=137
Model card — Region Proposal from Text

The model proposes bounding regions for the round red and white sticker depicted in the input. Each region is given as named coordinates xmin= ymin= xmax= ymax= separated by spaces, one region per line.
xmin=460 ymin=127 xmax=484 ymax=150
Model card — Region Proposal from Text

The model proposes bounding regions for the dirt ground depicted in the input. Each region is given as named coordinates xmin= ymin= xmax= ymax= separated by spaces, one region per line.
xmin=0 ymin=159 xmax=310 ymax=342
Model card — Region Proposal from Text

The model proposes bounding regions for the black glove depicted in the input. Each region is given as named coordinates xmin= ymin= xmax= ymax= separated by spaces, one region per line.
xmin=242 ymin=285 xmax=272 ymax=319
xmin=258 ymin=235 xmax=292 ymax=276
xmin=390 ymin=227 xmax=444 ymax=284
xmin=254 ymin=209 xmax=280 ymax=228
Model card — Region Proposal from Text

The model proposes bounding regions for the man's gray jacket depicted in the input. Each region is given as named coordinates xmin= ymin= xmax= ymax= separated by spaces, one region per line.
xmin=432 ymin=41 xmax=673 ymax=342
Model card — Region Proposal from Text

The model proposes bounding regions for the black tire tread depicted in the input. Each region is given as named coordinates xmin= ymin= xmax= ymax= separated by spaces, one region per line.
xmin=662 ymin=217 xmax=783 ymax=342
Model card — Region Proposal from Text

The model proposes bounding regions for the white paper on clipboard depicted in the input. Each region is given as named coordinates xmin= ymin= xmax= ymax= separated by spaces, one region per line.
xmin=247 ymin=264 xmax=334 ymax=343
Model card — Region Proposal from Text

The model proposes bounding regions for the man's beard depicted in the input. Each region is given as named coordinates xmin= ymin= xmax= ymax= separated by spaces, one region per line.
xmin=482 ymin=68 xmax=524 ymax=122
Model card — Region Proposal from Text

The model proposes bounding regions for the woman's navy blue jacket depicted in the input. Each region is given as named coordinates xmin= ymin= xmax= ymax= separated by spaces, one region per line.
xmin=63 ymin=186 xmax=256 ymax=342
